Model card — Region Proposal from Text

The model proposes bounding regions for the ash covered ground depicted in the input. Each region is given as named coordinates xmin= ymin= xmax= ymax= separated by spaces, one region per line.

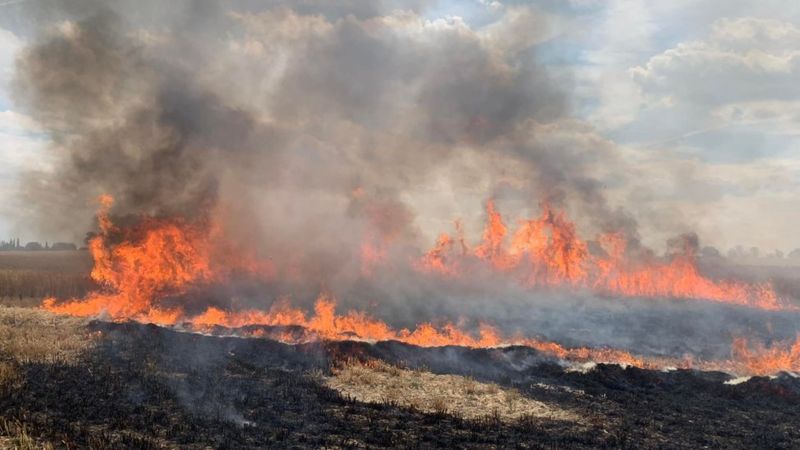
xmin=1 ymin=307 xmax=799 ymax=449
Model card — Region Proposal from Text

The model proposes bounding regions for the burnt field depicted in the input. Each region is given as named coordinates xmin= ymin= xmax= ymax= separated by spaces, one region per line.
xmin=0 ymin=255 xmax=799 ymax=449
xmin=0 ymin=307 xmax=799 ymax=449
xmin=4 ymin=1 xmax=800 ymax=448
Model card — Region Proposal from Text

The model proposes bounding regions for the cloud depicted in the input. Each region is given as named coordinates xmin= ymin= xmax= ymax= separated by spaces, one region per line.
xmin=0 ymin=108 xmax=49 ymax=240
xmin=632 ymin=18 xmax=800 ymax=108
xmin=0 ymin=26 xmax=22 ymax=102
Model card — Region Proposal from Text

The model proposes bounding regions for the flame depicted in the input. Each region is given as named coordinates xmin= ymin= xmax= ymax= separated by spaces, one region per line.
xmin=187 ymin=294 xmax=502 ymax=348
xmin=360 ymin=238 xmax=386 ymax=276
xmin=40 ymin=195 xmax=799 ymax=376
xmin=416 ymin=233 xmax=458 ymax=276
xmin=729 ymin=335 xmax=800 ymax=376
xmin=183 ymin=296 xmax=695 ymax=371
xmin=43 ymin=196 xmax=274 ymax=324
xmin=418 ymin=201 xmax=786 ymax=311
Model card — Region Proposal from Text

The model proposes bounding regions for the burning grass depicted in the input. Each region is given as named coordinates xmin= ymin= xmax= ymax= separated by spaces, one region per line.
xmin=0 ymin=316 xmax=797 ymax=448
xmin=326 ymin=359 xmax=581 ymax=423
xmin=419 ymin=200 xmax=785 ymax=310
xmin=36 ymin=195 xmax=800 ymax=378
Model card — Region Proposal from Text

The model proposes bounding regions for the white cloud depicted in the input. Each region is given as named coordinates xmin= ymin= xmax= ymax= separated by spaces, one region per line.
xmin=0 ymin=109 xmax=50 ymax=240
xmin=574 ymin=0 xmax=661 ymax=130
xmin=631 ymin=18 xmax=800 ymax=109
xmin=479 ymin=6 xmax=558 ymax=55
xmin=0 ymin=26 xmax=22 ymax=95
xmin=0 ymin=110 xmax=49 ymax=173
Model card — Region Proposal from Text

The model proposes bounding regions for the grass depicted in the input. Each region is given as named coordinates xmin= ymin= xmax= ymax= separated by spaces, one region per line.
xmin=0 ymin=318 xmax=616 ymax=449
xmin=0 ymin=251 xmax=93 ymax=303
xmin=0 ymin=361 xmax=20 ymax=399
xmin=0 ymin=253 xmax=796 ymax=448
xmin=0 ymin=270 xmax=92 ymax=301
xmin=326 ymin=359 xmax=581 ymax=422
xmin=0 ymin=306 xmax=95 ymax=364
xmin=0 ymin=313 xmax=797 ymax=448
xmin=0 ymin=251 xmax=91 ymax=273
xmin=0 ymin=418 xmax=54 ymax=450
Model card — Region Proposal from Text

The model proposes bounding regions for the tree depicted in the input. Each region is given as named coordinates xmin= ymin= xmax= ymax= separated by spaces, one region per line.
xmin=24 ymin=242 xmax=43 ymax=251
xmin=51 ymin=242 xmax=78 ymax=251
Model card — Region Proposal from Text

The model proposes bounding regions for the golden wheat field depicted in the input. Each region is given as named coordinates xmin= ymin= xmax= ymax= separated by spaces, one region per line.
xmin=0 ymin=251 xmax=93 ymax=307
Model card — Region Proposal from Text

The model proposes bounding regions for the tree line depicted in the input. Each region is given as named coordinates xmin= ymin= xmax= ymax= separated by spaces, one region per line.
xmin=0 ymin=239 xmax=78 ymax=251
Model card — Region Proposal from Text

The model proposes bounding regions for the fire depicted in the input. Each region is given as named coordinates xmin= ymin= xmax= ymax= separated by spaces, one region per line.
xmin=360 ymin=239 xmax=386 ymax=276
xmin=41 ymin=195 xmax=799 ymax=377
xmin=418 ymin=201 xmax=786 ymax=310
xmin=43 ymin=196 xmax=274 ymax=324
xmin=187 ymin=295 xmax=502 ymax=348
xmin=729 ymin=335 xmax=800 ymax=376
xmin=416 ymin=233 xmax=458 ymax=276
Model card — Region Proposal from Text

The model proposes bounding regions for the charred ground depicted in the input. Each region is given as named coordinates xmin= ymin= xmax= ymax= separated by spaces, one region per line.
xmin=0 ymin=307 xmax=798 ymax=449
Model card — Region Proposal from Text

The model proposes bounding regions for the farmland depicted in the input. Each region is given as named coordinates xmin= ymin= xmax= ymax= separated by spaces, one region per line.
xmin=0 ymin=253 xmax=799 ymax=449
xmin=0 ymin=251 xmax=93 ymax=307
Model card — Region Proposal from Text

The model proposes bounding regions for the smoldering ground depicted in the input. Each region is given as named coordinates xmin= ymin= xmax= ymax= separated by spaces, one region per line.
xmin=6 ymin=1 xmax=800 ymax=364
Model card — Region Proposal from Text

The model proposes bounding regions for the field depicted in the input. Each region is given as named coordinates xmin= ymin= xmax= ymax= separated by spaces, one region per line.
xmin=0 ymin=251 xmax=93 ymax=307
xmin=0 ymin=253 xmax=799 ymax=449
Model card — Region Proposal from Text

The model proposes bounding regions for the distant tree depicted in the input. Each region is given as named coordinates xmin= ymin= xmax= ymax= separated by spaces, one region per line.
xmin=51 ymin=242 xmax=78 ymax=251
xmin=666 ymin=232 xmax=699 ymax=256
xmin=789 ymin=249 xmax=800 ymax=259
xmin=727 ymin=245 xmax=747 ymax=259
xmin=24 ymin=242 xmax=43 ymax=251
xmin=700 ymin=246 xmax=721 ymax=258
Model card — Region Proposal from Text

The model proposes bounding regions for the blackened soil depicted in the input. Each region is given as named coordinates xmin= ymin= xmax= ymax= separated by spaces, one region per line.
xmin=0 ymin=321 xmax=798 ymax=449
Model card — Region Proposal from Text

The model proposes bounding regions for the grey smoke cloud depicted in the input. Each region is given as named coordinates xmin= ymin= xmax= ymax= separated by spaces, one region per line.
xmin=10 ymin=1 xmax=629 ymax=251
xmin=7 ymin=1 xmax=800 ymax=364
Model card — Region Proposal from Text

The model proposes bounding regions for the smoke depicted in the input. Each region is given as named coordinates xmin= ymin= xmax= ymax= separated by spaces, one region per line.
xmin=10 ymin=1 xmax=631 ymax=240
xmin=11 ymin=0 xmax=800 ymax=362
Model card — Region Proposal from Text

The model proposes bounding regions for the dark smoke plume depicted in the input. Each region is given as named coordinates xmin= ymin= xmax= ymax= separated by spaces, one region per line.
xmin=11 ymin=1 xmax=797 ymax=359
xmin=11 ymin=1 xmax=631 ymax=246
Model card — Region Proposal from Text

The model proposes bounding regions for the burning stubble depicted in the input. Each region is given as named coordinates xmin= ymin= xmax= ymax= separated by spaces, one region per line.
xmin=5 ymin=2 xmax=800 ymax=377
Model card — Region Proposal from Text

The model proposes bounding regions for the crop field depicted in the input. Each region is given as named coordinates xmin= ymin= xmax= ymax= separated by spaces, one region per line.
xmin=0 ymin=253 xmax=799 ymax=449
xmin=0 ymin=307 xmax=798 ymax=449
xmin=0 ymin=251 xmax=93 ymax=307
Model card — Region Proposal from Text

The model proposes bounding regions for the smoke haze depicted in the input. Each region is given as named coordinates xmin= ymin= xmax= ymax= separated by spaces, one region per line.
xmin=8 ymin=1 xmax=800 ymax=360
xmin=11 ymin=1 xmax=635 ymax=246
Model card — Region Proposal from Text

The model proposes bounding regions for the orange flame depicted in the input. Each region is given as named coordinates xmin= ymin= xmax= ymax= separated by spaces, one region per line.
xmin=729 ymin=335 xmax=800 ymax=376
xmin=360 ymin=239 xmax=387 ymax=276
xmin=187 ymin=294 xmax=502 ymax=348
xmin=40 ymin=195 xmax=799 ymax=376
xmin=418 ymin=201 xmax=786 ymax=311
xmin=43 ymin=196 xmax=274 ymax=324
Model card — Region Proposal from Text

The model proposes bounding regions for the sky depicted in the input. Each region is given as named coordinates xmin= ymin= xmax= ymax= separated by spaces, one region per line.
xmin=0 ymin=0 xmax=798 ymax=254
